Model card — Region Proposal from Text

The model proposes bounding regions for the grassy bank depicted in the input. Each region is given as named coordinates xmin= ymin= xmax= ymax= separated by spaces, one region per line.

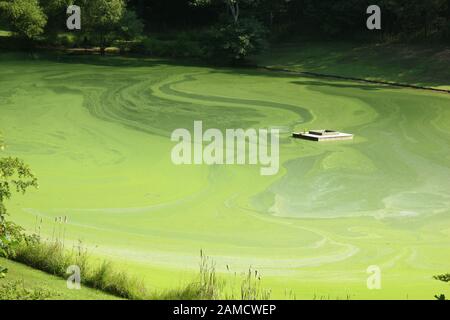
xmin=11 ymin=240 xmax=147 ymax=299
xmin=8 ymin=236 xmax=271 ymax=300
xmin=255 ymin=41 xmax=450 ymax=90
xmin=0 ymin=257 xmax=119 ymax=300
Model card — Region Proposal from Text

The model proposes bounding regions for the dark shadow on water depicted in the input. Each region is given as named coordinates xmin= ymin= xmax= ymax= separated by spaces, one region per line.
xmin=290 ymin=80 xmax=388 ymax=91
xmin=1 ymin=50 xmax=437 ymax=93
xmin=0 ymin=50 xmax=189 ymax=69
xmin=0 ymin=50 xmax=301 ymax=79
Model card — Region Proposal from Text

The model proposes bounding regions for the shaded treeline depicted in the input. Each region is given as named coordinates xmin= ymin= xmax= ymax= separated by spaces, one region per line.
xmin=128 ymin=0 xmax=450 ymax=40
xmin=1 ymin=0 xmax=448 ymax=40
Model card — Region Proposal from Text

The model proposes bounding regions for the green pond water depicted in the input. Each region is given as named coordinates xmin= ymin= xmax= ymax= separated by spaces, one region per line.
xmin=1 ymin=53 xmax=449 ymax=299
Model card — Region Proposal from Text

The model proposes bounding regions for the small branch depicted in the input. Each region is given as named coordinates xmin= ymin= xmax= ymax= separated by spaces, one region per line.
xmin=226 ymin=0 xmax=239 ymax=24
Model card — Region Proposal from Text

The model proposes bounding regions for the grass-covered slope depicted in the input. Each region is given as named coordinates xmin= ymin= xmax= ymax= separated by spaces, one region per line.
xmin=255 ymin=41 xmax=450 ymax=90
xmin=0 ymin=258 xmax=119 ymax=300
xmin=0 ymin=53 xmax=449 ymax=299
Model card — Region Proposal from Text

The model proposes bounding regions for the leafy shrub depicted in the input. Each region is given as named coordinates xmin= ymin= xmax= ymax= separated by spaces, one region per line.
xmin=0 ymin=280 xmax=53 ymax=300
xmin=134 ymin=35 xmax=203 ymax=58
xmin=0 ymin=265 xmax=7 ymax=278
xmin=47 ymin=33 xmax=79 ymax=48
xmin=0 ymin=152 xmax=38 ymax=258
xmin=203 ymin=18 xmax=268 ymax=63
xmin=0 ymin=221 xmax=38 ymax=258
xmin=0 ymin=0 xmax=47 ymax=39
xmin=434 ymin=274 xmax=450 ymax=283
xmin=433 ymin=273 xmax=449 ymax=300
xmin=118 ymin=10 xmax=144 ymax=42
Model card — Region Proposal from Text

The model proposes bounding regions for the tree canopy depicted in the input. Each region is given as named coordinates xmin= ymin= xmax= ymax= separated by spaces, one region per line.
xmin=0 ymin=0 xmax=448 ymax=57
xmin=132 ymin=0 xmax=449 ymax=40
xmin=77 ymin=0 xmax=126 ymax=53
xmin=0 ymin=0 xmax=448 ymax=41
xmin=0 ymin=134 xmax=38 ymax=258
xmin=0 ymin=0 xmax=46 ymax=39
xmin=0 ymin=157 xmax=38 ymax=223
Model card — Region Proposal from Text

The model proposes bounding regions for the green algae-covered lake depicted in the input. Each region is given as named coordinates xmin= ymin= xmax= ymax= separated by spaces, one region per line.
xmin=1 ymin=53 xmax=449 ymax=299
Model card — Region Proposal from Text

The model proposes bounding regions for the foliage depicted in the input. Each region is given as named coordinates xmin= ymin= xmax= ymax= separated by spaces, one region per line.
xmin=118 ymin=9 xmax=144 ymax=41
xmin=0 ymin=280 xmax=53 ymax=300
xmin=0 ymin=152 xmax=38 ymax=258
xmin=137 ymin=34 xmax=203 ymax=58
xmin=0 ymin=265 xmax=7 ymax=278
xmin=189 ymin=0 xmax=268 ymax=62
xmin=78 ymin=0 xmax=125 ymax=53
xmin=434 ymin=273 xmax=449 ymax=300
xmin=134 ymin=0 xmax=450 ymax=41
xmin=434 ymin=273 xmax=450 ymax=283
xmin=1 ymin=0 xmax=447 ymax=58
xmin=191 ymin=0 xmax=253 ymax=24
xmin=0 ymin=157 xmax=38 ymax=221
xmin=0 ymin=221 xmax=38 ymax=258
xmin=204 ymin=17 xmax=267 ymax=62
xmin=40 ymin=0 xmax=71 ymax=36
xmin=114 ymin=9 xmax=144 ymax=53
xmin=0 ymin=0 xmax=47 ymax=39
xmin=1 ymin=0 xmax=449 ymax=47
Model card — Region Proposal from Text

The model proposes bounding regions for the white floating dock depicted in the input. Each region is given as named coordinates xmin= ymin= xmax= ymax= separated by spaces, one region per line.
xmin=292 ymin=130 xmax=353 ymax=142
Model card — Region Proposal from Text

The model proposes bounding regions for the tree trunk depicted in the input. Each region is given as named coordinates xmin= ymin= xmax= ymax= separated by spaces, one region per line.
xmin=226 ymin=0 xmax=239 ymax=24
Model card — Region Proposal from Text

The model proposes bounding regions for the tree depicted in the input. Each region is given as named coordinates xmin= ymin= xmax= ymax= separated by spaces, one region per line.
xmin=0 ymin=0 xmax=47 ymax=39
xmin=118 ymin=9 xmax=144 ymax=41
xmin=205 ymin=17 xmax=267 ymax=62
xmin=191 ymin=0 xmax=257 ymax=24
xmin=0 ymin=136 xmax=38 ymax=258
xmin=192 ymin=0 xmax=267 ymax=63
xmin=77 ymin=0 xmax=125 ymax=54
xmin=40 ymin=0 xmax=72 ymax=36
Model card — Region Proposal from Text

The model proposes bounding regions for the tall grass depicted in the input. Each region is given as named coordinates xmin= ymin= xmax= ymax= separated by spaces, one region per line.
xmin=240 ymin=268 xmax=271 ymax=300
xmin=153 ymin=250 xmax=223 ymax=300
xmin=11 ymin=226 xmax=272 ymax=300
xmin=12 ymin=240 xmax=147 ymax=300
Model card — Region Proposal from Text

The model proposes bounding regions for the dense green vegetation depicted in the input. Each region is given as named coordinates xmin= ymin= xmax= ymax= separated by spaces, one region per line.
xmin=0 ymin=131 xmax=38 ymax=284
xmin=0 ymin=257 xmax=119 ymax=299
xmin=0 ymin=1 xmax=449 ymax=62
xmin=130 ymin=0 xmax=450 ymax=40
